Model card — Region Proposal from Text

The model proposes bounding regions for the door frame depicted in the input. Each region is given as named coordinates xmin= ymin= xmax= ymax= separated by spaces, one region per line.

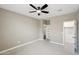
xmin=63 ymin=20 xmax=78 ymax=53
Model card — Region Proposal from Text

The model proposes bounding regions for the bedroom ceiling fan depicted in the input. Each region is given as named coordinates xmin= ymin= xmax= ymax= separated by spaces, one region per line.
xmin=29 ymin=4 xmax=49 ymax=16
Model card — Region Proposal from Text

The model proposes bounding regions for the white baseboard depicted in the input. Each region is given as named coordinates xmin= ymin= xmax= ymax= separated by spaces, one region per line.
xmin=49 ymin=41 xmax=64 ymax=46
xmin=0 ymin=39 xmax=40 ymax=54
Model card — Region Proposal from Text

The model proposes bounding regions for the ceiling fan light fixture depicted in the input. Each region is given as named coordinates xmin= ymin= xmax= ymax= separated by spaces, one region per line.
xmin=37 ymin=10 xmax=41 ymax=13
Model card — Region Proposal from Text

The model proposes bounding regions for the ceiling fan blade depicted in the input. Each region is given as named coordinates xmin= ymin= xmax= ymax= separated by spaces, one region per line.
xmin=41 ymin=11 xmax=49 ymax=13
xmin=29 ymin=4 xmax=37 ymax=10
xmin=29 ymin=11 xmax=37 ymax=13
xmin=41 ymin=4 xmax=48 ymax=10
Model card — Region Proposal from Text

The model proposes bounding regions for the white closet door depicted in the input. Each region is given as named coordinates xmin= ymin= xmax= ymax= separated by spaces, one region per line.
xmin=63 ymin=20 xmax=77 ymax=54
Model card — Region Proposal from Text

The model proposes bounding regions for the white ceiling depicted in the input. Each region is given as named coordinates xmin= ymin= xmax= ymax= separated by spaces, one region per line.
xmin=0 ymin=4 xmax=79 ymax=19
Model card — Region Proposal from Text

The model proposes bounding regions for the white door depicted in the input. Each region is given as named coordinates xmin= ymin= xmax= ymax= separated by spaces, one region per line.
xmin=63 ymin=20 xmax=77 ymax=54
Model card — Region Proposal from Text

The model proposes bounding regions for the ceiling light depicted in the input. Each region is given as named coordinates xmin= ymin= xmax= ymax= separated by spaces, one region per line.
xmin=37 ymin=10 xmax=41 ymax=13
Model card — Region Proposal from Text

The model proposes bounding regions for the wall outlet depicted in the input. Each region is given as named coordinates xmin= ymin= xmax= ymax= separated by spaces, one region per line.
xmin=17 ymin=41 xmax=21 ymax=44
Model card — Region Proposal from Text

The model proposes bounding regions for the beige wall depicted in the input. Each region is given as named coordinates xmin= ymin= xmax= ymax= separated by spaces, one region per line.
xmin=47 ymin=12 xmax=77 ymax=44
xmin=0 ymin=8 xmax=40 ymax=51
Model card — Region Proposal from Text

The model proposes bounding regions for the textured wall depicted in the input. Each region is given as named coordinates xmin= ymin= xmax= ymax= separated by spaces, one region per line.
xmin=0 ymin=8 xmax=40 ymax=51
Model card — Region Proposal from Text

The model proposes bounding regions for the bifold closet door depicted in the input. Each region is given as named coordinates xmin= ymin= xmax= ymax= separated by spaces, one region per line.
xmin=63 ymin=20 xmax=77 ymax=54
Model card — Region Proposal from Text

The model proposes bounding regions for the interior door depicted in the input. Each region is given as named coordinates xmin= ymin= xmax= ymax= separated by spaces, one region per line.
xmin=63 ymin=20 xmax=77 ymax=54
